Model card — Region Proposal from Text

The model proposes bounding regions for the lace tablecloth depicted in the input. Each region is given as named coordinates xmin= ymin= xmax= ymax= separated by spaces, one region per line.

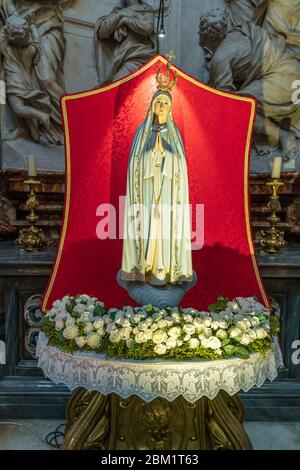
xmin=36 ymin=332 xmax=278 ymax=403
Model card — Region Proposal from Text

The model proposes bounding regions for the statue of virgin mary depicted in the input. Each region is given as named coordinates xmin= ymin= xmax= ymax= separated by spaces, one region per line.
xmin=121 ymin=63 xmax=193 ymax=286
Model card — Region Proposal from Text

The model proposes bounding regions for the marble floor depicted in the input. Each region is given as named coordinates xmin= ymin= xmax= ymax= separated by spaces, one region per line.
xmin=0 ymin=420 xmax=300 ymax=450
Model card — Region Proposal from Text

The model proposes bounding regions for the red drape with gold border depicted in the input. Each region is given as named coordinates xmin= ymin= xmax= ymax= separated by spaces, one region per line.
xmin=41 ymin=55 xmax=269 ymax=312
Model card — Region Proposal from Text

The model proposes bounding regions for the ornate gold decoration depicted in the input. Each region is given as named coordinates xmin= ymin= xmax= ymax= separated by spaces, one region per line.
xmin=156 ymin=51 xmax=178 ymax=92
xmin=16 ymin=178 xmax=46 ymax=252
xmin=259 ymin=178 xmax=287 ymax=254
xmin=62 ymin=389 xmax=252 ymax=450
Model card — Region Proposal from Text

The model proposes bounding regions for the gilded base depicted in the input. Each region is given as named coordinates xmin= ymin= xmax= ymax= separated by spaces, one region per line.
xmin=61 ymin=389 xmax=252 ymax=450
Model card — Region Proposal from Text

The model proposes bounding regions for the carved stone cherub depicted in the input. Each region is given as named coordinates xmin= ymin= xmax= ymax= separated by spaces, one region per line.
xmin=199 ymin=7 xmax=300 ymax=162
xmin=94 ymin=0 xmax=156 ymax=85
xmin=1 ymin=12 xmax=52 ymax=143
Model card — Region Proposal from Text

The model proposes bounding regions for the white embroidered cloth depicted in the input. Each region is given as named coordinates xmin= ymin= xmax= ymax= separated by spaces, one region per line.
xmin=37 ymin=332 xmax=278 ymax=403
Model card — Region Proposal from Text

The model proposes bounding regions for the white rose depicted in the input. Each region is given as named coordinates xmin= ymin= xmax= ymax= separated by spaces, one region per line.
xmin=145 ymin=329 xmax=153 ymax=341
xmin=151 ymin=323 xmax=158 ymax=331
xmin=157 ymin=319 xmax=168 ymax=329
xmin=115 ymin=311 xmax=124 ymax=324
xmin=154 ymin=344 xmax=167 ymax=355
xmin=201 ymin=338 xmax=210 ymax=349
xmin=229 ymin=327 xmax=243 ymax=339
xmin=216 ymin=348 xmax=223 ymax=356
xmin=152 ymin=312 xmax=163 ymax=322
xmin=228 ymin=301 xmax=240 ymax=313
xmin=56 ymin=312 xmax=68 ymax=321
xmin=135 ymin=332 xmax=147 ymax=344
xmin=243 ymin=319 xmax=252 ymax=329
xmin=210 ymin=312 xmax=219 ymax=321
xmin=87 ymin=304 xmax=95 ymax=313
xmin=176 ymin=340 xmax=183 ymax=347
xmin=119 ymin=328 xmax=131 ymax=340
xmin=183 ymin=334 xmax=191 ymax=342
xmin=95 ymin=328 xmax=105 ymax=337
xmin=63 ymin=325 xmax=79 ymax=340
xmin=93 ymin=318 xmax=104 ymax=330
xmin=131 ymin=314 xmax=142 ymax=324
xmin=102 ymin=314 xmax=111 ymax=324
xmin=53 ymin=300 xmax=61 ymax=309
xmin=240 ymin=334 xmax=251 ymax=346
xmin=152 ymin=330 xmax=168 ymax=344
xmin=80 ymin=311 xmax=94 ymax=323
xmin=109 ymin=330 xmax=121 ymax=343
xmin=216 ymin=329 xmax=228 ymax=340
xmin=139 ymin=321 xmax=148 ymax=331
xmin=80 ymin=294 xmax=90 ymax=302
xmin=189 ymin=338 xmax=200 ymax=349
xmin=164 ymin=316 xmax=175 ymax=326
xmin=75 ymin=336 xmax=87 ymax=348
xmin=106 ymin=323 xmax=117 ymax=334
xmin=251 ymin=317 xmax=260 ymax=327
xmin=193 ymin=318 xmax=204 ymax=331
xmin=145 ymin=318 xmax=153 ymax=327
xmin=255 ymin=328 xmax=268 ymax=340
xmin=126 ymin=339 xmax=134 ymax=349
xmin=65 ymin=317 xmax=76 ymax=327
xmin=133 ymin=327 xmax=139 ymax=335
xmin=73 ymin=304 xmax=86 ymax=314
xmin=218 ymin=320 xmax=228 ymax=330
xmin=171 ymin=312 xmax=181 ymax=323
xmin=203 ymin=318 xmax=212 ymax=327
xmin=211 ymin=321 xmax=220 ymax=331
xmin=168 ymin=327 xmax=182 ymax=339
xmin=203 ymin=327 xmax=212 ymax=338
xmin=183 ymin=314 xmax=193 ymax=323
xmin=120 ymin=319 xmax=131 ymax=328
xmin=166 ymin=337 xmax=177 ymax=349
xmin=207 ymin=336 xmax=222 ymax=350
xmin=55 ymin=320 xmax=64 ymax=331
xmin=86 ymin=333 xmax=100 ymax=348
xmin=84 ymin=323 xmax=94 ymax=334
xmin=236 ymin=321 xmax=248 ymax=333
xmin=248 ymin=330 xmax=257 ymax=341
xmin=183 ymin=324 xmax=196 ymax=335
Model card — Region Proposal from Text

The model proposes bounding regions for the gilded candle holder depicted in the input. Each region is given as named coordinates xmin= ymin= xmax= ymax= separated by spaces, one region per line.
xmin=16 ymin=178 xmax=46 ymax=252
xmin=259 ymin=178 xmax=287 ymax=254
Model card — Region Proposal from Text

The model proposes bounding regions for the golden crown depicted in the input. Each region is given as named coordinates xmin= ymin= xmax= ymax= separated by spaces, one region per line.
xmin=156 ymin=51 xmax=178 ymax=93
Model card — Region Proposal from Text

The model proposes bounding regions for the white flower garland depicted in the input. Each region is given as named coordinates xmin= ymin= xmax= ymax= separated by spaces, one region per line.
xmin=41 ymin=294 xmax=274 ymax=360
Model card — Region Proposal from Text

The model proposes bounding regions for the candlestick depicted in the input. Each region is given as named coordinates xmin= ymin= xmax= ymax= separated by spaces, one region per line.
xmin=271 ymin=156 xmax=282 ymax=179
xmin=16 ymin=177 xmax=46 ymax=252
xmin=259 ymin=178 xmax=287 ymax=254
xmin=28 ymin=155 xmax=37 ymax=177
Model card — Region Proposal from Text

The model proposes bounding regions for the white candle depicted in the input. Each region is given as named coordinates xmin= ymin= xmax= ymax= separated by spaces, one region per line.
xmin=271 ymin=156 xmax=282 ymax=179
xmin=28 ymin=155 xmax=37 ymax=177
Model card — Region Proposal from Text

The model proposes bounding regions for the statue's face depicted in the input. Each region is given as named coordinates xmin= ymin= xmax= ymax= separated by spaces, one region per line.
xmin=6 ymin=16 xmax=30 ymax=45
xmin=153 ymin=95 xmax=171 ymax=124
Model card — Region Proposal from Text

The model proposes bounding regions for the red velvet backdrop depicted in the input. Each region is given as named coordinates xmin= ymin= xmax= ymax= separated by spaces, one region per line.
xmin=41 ymin=55 xmax=269 ymax=312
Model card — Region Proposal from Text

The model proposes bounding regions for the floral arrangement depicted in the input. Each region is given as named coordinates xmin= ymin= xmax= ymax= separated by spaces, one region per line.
xmin=41 ymin=294 xmax=279 ymax=361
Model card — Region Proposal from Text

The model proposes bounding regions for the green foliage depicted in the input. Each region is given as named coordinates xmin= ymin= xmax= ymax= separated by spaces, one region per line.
xmin=94 ymin=305 xmax=105 ymax=317
xmin=208 ymin=296 xmax=230 ymax=313
xmin=270 ymin=316 xmax=280 ymax=336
